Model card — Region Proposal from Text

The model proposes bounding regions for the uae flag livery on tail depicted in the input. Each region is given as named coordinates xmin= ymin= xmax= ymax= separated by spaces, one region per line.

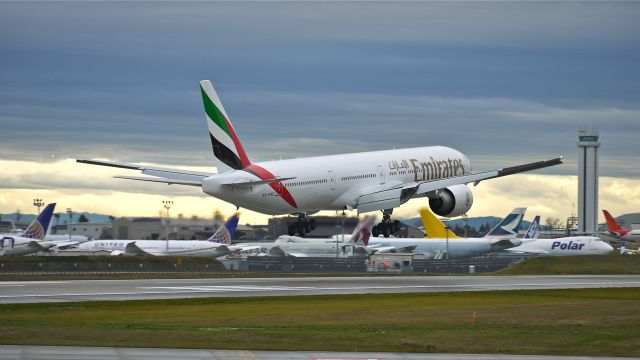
xmin=200 ymin=80 xmax=251 ymax=173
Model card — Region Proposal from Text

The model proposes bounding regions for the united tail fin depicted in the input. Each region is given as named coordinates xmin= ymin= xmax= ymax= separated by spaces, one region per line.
xmin=419 ymin=208 xmax=459 ymax=239
xmin=208 ymin=214 xmax=240 ymax=244
xmin=199 ymin=80 xmax=251 ymax=173
xmin=522 ymin=215 xmax=540 ymax=240
xmin=603 ymin=210 xmax=624 ymax=233
xmin=21 ymin=203 xmax=56 ymax=241
xmin=485 ymin=207 xmax=526 ymax=238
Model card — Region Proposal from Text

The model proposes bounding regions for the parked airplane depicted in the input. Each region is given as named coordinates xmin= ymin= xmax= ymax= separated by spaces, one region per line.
xmin=75 ymin=215 xmax=239 ymax=257
xmin=77 ymin=80 xmax=562 ymax=237
xmin=603 ymin=210 xmax=640 ymax=242
xmin=506 ymin=235 xmax=613 ymax=256
xmin=0 ymin=203 xmax=58 ymax=255
xmin=362 ymin=208 xmax=526 ymax=259
xmin=232 ymin=216 xmax=375 ymax=257
xmin=521 ymin=215 xmax=541 ymax=241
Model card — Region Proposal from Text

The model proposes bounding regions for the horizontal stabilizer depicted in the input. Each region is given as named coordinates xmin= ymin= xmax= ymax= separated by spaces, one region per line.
xmin=114 ymin=176 xmax=202 ymax=186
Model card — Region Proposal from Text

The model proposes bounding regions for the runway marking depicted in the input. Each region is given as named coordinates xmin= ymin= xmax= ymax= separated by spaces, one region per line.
xmin=144 ymin=285 xmax=317 ymax=292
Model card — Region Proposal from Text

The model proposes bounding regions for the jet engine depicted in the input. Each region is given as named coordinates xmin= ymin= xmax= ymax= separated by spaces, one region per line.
xmin=428 ymin=184 xmax=473 ymax=217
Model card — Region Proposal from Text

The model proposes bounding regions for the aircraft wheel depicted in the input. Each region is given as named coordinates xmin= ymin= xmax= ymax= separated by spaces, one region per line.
xmin=310 ymin=219 xmax=317 ymax=230
xmin=394 ymin=220 xmax=401 ymax=232
xmin=298 ymin=225 xmax=307 ymax=237
xmin=382 ymin=223 xmax=391 ymax=238
xmin=372 ymin=225 xmax=380 ymax=237
xmin=288 ymin=225 xmax=296 ymax=236
xmin=304 ymin=221 xmax=311 ymax=233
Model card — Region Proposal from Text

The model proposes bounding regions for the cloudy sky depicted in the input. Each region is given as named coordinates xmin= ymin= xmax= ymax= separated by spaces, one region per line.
xmin=1 ymin=2 xmax=639 ymax=224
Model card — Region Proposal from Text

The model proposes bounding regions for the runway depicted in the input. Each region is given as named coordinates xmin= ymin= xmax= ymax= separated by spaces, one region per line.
xmin=0 ymin=275 xmax=638 ymax=303
xmin=1 ymin=345 xmax=636 ymax=360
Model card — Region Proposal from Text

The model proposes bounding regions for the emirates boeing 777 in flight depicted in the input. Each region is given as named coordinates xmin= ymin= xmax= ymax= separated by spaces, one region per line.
xmin=78 ymin=80 xmax=562 ymax=237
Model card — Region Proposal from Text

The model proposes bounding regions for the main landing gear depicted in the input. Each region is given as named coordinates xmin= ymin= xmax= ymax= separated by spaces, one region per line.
xmin=288 ymin=213 xmax=317 ymax=236
xmin=372 ymin=209 xmax=401 ymax=238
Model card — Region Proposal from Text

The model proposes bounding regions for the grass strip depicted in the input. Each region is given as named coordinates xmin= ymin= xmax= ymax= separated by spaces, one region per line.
xmin=0 ymin=288 xmax=638 ymax=356
xmin=495 ymin=254 xmax=640 ymax=275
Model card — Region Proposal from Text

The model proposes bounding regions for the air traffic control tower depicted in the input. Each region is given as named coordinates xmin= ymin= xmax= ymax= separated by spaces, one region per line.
xmin=577 ymin=130 xmax=600 ymax=234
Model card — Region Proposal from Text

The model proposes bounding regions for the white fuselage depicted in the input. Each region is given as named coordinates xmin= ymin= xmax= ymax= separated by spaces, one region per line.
xmin=619 ymin=230 xmax=640 ymax=242
xmin=202 ymin=146 xmax=470 ymax=215
xmin=507 ymin=236 xmax=613 ymax=256
xmin=368 ymin=237 xmax=492 ymax=259
xmin=77 ymin=239 xmax=229 ymax=257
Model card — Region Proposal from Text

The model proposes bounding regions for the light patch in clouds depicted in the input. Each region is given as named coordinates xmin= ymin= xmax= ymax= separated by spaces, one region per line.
xmin=1 ymin=159 xmax=638 ymax=226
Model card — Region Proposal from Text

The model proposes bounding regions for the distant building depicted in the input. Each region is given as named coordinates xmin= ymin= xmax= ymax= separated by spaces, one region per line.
xmin=111 ymin=216 xmax=225 ymax=240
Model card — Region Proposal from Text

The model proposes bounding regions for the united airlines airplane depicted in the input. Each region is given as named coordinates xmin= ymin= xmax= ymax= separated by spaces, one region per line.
xmin=78 ymin=80 xmax=562 ymax=237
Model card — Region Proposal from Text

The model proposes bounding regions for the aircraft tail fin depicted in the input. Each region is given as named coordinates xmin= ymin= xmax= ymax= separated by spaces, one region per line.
xmin=21 ymin=203 xmax=56 ymax=241
xmin=419 ymin=208 xmax=459 ymax=239
xmin=350 ymin=216 xmax=376 ymax=246
xmin=199 ymin=80 xmax=251 ymax=173
xmin=523 ymin=215 xmax=540 ymax=240
xmin=485 ymin=207 xmax=526 ymax=237
xmin=208 ymin=214 xmax=240 ymax=244
xmin=603 ymin=210 xmax=623 ymax=233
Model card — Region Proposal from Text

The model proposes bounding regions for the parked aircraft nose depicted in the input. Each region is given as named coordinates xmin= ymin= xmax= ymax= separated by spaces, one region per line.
xmin=601 ymin=242 xmax=614 ymax=254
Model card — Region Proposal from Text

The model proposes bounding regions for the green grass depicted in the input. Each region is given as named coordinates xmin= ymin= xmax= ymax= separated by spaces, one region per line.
xmin=1 ymin=288 xmax=639 ymax=356
xmin=496 ymin=254 xmax=640 ymax=275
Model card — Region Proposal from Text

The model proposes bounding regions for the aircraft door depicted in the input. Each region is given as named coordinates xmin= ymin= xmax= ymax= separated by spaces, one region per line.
xmin=328 ymin=171 xmax=336 ymax=190
xmin=0 ymin=237 xmax=15 ymax=249
xmin=377 ymin=165 xmax=385 ymax=185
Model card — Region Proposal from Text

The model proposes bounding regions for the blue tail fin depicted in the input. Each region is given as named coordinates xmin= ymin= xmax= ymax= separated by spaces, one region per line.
xmin=21 ymin=203 xmax=56 ymax=241
xmin=208 ymin=214 xmax=239 ymax=244
xmin=523 ymin=216 xmax=540 ymax=240
xmin=485 ymin=207 xmax=526 ymax=237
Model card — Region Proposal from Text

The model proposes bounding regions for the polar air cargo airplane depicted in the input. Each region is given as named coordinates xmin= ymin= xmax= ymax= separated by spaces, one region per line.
xmin=78 ymin=80 xmax=563 ymax=237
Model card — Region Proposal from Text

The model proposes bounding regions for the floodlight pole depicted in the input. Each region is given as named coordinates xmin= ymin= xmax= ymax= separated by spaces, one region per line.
xmin=66 ymin=208 xmax=72 ymax=239
xmin=33 ymin=198 xmax=44 ymax=215
xmin=163 ymin=200 xmax=173 ymax=255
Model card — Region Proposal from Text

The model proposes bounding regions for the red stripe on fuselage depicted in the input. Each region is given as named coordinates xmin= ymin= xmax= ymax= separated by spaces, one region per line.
xmin=244 ymin=164 xmax=298 ymax=209
xmin=223 ymin=117 xmax=251 ymax=168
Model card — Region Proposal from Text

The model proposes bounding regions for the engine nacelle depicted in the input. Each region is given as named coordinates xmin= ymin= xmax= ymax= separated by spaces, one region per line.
xmin=428 ymin=184 xmax=473 ymax=217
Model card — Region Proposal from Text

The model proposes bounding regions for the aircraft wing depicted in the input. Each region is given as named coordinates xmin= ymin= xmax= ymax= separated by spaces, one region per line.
xmin=357 ymin=157 xmax=562 ymax=213
xmin=267 ymin=246 xmax=309 ymax=257
xmin=367 ymin=245 xmax=417 ymax=254
xmin=77 ymin=159 xmax=213 ymax=186
xmin=123 ymin=242 xmax=151 ymax=256
xmin=415 ymin=157 xmax=563 ymax=195
xmin=46 ymin=241 xmax=80 ymax=251
xmin=505 ymin=247 xmax=549 ymax=254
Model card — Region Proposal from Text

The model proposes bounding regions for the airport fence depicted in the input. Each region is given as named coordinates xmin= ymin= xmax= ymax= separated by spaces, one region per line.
xmin=411 ymin=257 xmax=521 ymax=273
xmin=247 ymin=256 xmax=367 ymax=272
xmin=0 ymin=256 xmax=226 ymax=273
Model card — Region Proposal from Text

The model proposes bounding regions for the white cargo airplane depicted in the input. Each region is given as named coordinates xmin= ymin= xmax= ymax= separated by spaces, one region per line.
xmin=75 ymin=214 xmax=239 ymax=257
xmin=77 ymin=80 xmax=562 ymax=237
xmin=506 ymin=233 xmax=613 ymax=256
